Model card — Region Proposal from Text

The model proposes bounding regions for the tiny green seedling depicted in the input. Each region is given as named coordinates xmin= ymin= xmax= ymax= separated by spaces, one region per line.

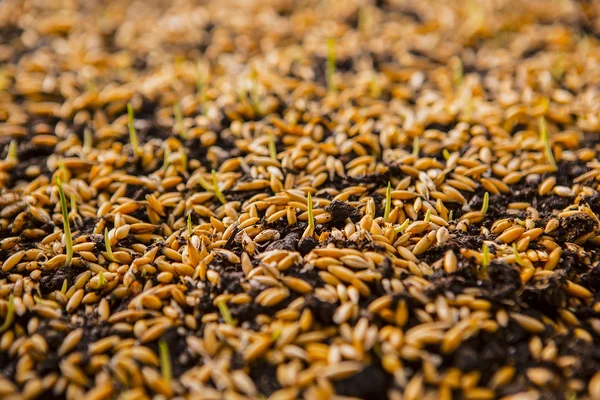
xmin=268 ymin=132 xmax=277 ymax=161
xmin=424 ymin=209 xmax=431 ymax=223
xmin=448 ymin=210 xmax=454 ymax=222
xmin=162 ymin=145 xmax=171 ymax=171
xmin=0 ymin=294 xmax=14 ymax=334
xmin=481 ymin=192 xmax=489 ymax=214
xmin=61 ymin=279 xmax=68 ymax=294
xmin=481 ymin=243 xmax=490 ymax=274
xmin=98 ymin=272 xmax=106 ymax=289
xmin=212 ymin=170 xmax=226 ymax=204
xmin=104 ymin=228 xmax=115 ymax=263
xmin=249 ymin=65 xmax=262 ymax=114
xmin=539 ymin=116 xmax=556 ymax=170
xmin=217 ymin=300 xmax=236 ymax=326
xmin=395 ymin=218 xmax=410 ymax=233
xmin=158 ymin=339 xmax=172 ymax=383
xmin=513 ymin=243 xmax=525 ymax=267
xmin=197 ymin=173 xmax=212 ymax=192
xmin=127 ymin=103 xmax=141 ymax=155
xmin=443 ymin=149 xmax=451 ymax=161
xmin=187 ymin=213 xmax=193 ymax=237
xmin=384 ymin=182 xmax=392 ymax=223
xmin=326 ymin=38 xmax=336 ymax=93
xmin=57 ymin=178 xmax=72 ymax=268
xmin=271 ymin=326 xmax=282 ymax=341
xmin=5 ymin=140 xmax=17 ymax=162
xmin=174 ymin=103 xmax=187 ymax=140
xmin=83 ymin=128 xmax=93 ymax=155
xmin=307 ymin=193 xmax=314 ymax=230
xmin=412 ymin=136 xmax=420 ymax=157
xmin=179 ymin=147 xmax=187 ymax=171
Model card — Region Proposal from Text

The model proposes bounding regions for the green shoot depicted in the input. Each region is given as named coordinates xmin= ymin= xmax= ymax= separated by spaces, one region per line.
xmin=6 ymin=140 xmax=17 ymax=162
xmin=197 ymin=173 xmax=212 ymax=192
xmin=271 ymin=326 xmax=283 ymax=341
xmin=187 ymin=213 xmax=193 ymax=237
xmin=127 ymin=103 xmax=141 ymax=156
xmin=98 ymin=272 xmax=106 ymax=289
xmin=0 ymin=294 xmax=14 ymax=334
xmin=424 ymin=209 xmax=431 ymax=223
xmin=448 ymin=210 xmax=454 ymax=222
xmin=179 ymin=147 xmax=187 ymax=171
xmin=326 ymin=38 xmax=336 ymax=93
xmin=307 ymin=193 xmax=314 ymax=230
xmin=162 ymin=145 xmax=171 ymax=171
xmin=443 ymin=149 xmax=451 ymax=161
xmin=104 ymin=228 xmax=115 ymax=262
xmin=395 ymin=218 xmax=410 ymax=233
xmin=268 ymin=132 xmax=277 ymax=161
xmin=412 ymin=136 xmax=420 ymax=157
xmin=481 ymin=192 xmax=489 ymax=214
xmin=217 ymin=300 xmax=236 ymax=326
xmin=158 ymin=339 xmax=172 ymax=383
xmin=83 ymin=128 xmax=92 ymax=155
xmin=212 ymin=170 xmax=226 ymax=204
xmin=57 ymin=178 xmax=72 ymax=268
xmin=61 ymin=279 xmax=68 ymax=294
xmin=249 ymin=65 xmax=261 ymax=114
xmin=539 ymin=116 xmax=556 ymax=170
xmin=174 ymin=103 xmax=187 ymax=140
xmin=58 ymin=159 xmax=68 ymax=183
xmin=513 ymin=244 xmax=525 ymax=267
xmin=481 ymin=243 xmax=490 ymax=274
xmin=384 ymin=182 xmax=392 ymax=223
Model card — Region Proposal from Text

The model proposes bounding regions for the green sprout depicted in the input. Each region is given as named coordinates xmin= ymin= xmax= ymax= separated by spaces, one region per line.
xmin=179 ymin=147 xmax=187 ymax=171
xmin=158 ymin=339 xmax=172 ymax=383
xmin=513 ymin=243 xmax=525 ymax=267
xmin=481 ymin=192 xmax=489 ymax=214
xmin=412 ymin=136 xmax=420 ymax=157
xmin=481 ymin=243 xmax=490 ymax=274
xmin=384 ymin=182 xmax=392 ymax=223
xmin=212 ymin=170 xmax=226 ymax=204
xmin=249 ymin=66 xmax=262 ymax=114
xmin=326 ymin=38 xmax=336 ymax=93
xmin=187 ymin=213 xmax=193 ymax=237
xmin=104 ymin=228 xmax=115 ymax=262
xmin=217 ymin=300 xmax=236 ymax=326
xmin=127 ymin=103 xmax=141 ymax=155
xmin=271 ymin=326 xmax=283 ymax=341
xmin=448 ymin=210 xmax=454 ymax=222
xmin=5 ymin=140 xmax=17 ymax=162
xmin=83 ymin=128 xmax=93 ymax=155
xmin=395 ymin=218 xmax=410 ymax=233
xmin=307 ymin=193 xmax=314 ymax=230
xmin=268 ymin=132 xmax=277 ymax=161
xmin=443 ymin=149 xmax=451 ymax=160
xmin=424 ymin=209 xmax=431 ymax=223
xmin=57 ymin=178 xmax=72 ymax=268
xmin=197 ymin=173 xmax=212 ymax=192
xmin=174 ymin=103 xmax=187 ymax=140
xmin=0 ymin=294 xmax=14 ymax=334
xmin=98 ymin=272 xmax=106 ymax=289
xmin=162 ymin=145 xmax=171 ymax=171
xmin=539 ymin=116 xmax=556 ymax=170
xmin=61 ymin=279 xmax=68 ymax=294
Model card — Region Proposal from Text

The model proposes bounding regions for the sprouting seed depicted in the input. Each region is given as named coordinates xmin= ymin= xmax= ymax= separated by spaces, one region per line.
xmin=326 ymin=38 xmax=336 ymax=93
xmin=179 ymin=147 xmax=187 ymax=171
xmin=395 ymin=218 xmax=410 ymax=233
xmin=448 ymin=210 xmax=454 ymax=222
xmin=481 ymin=243 xmax=490 ymax=274
xmin=481 ymin=192 xmax=489 ymax=214
xmin=424 ymin=209 xmax=431 ymax=223
xmin=307 ymin=193 xmax=314 ymax=230
xmin=412 ymin=136 xmax=420 ymax=157
xmin=162 ymin=145 xmax=171 ymax=171
xmin=174 ymin=103 xmax=187 ymax=140
xmin=57 ymin=178 xmax=72 ymax=268
xmin=268 ymin=131 xmax=277 ymax=161
xmin=539 ymin=116 xmax=556 ymax=169
xmin=197 ymin=173 xmax=212 ymax=192
xmin=217 ymin=300 xmax=236 ymax=326
xmin=83 ymin=128 xmax=93 ymax=155
xmin=0 ymin=294 xmax=14 ymax=334
xmin=443 ymin=149 xmax=451 ymax=160
xmin=513 ymin=244 xmax=525 ymax=267
xmin=158 ymin=339 xmax=172 ymax=383
xmin=104 ymin=228 xmax=115 ymax=263
xmin=212 ymin=170 xmax=226 ymax=204
xmin=187 ymin=214 xmax=193 ymax=237
xmin=61 ymin=279 xmax=68 ymax=294
xmin=127 ymin=103 xmax=141 ymax=155
xmin=384 ymin=182 xmax=392 ymax=223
